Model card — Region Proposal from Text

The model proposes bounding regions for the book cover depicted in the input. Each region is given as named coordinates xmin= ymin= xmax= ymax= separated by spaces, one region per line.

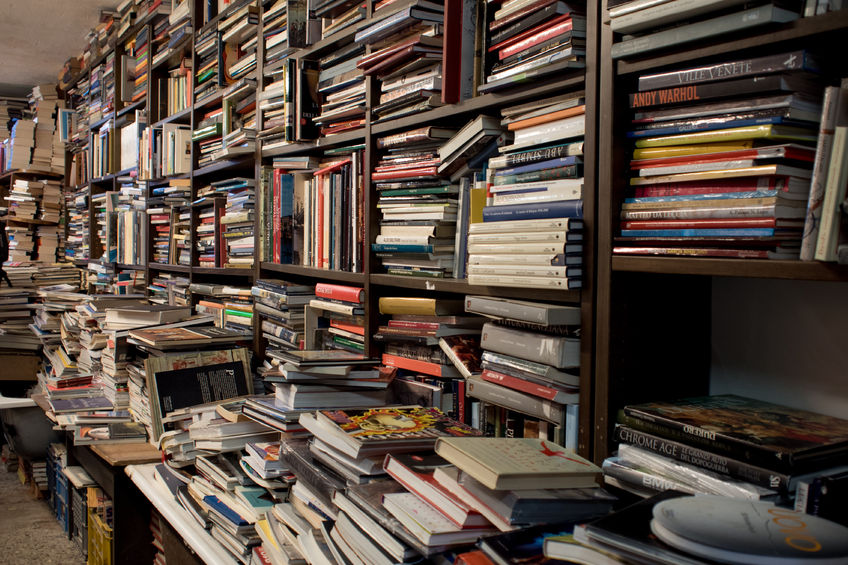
xmin=438 ymin=335 xmax=483 ymax=379
xmin=434 ymin=437 xmax=600 ymax=490
xmin=623 ymin=395 xmax=848 ymax=472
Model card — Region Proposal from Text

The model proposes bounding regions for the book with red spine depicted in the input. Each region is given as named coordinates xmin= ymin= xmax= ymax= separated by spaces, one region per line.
xmin=314 ymin=283 xmax=365 ymax=304
xmin=382 ymin=353 xmax=460 ymax=378
xmin=631 ymin=176 xmax=788 ymax=198
xmin=329 ymin=319 xmax=365 ymax=336
xmin=384 ymin=452 xmax=493 ymax=529
xmin=480 ymin=368 xmax=578 ymax=404
xmin=372 ymin=166 xmax=440 ymax=180
xmin=491 ymin=15 xmax=574 ymax=60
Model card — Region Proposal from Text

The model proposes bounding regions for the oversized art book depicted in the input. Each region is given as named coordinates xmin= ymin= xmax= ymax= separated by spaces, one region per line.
xmin=317 ymin=406 xmax=481 ymax=445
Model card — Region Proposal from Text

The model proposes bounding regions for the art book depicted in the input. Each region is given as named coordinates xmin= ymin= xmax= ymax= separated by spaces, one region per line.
xmin=623 ymin=394 xmax=848 ymax=473
xmin=434 ymin=437 xmax=600 ymax=490
xmin=305 ymin=406 xmax=482 ymax=458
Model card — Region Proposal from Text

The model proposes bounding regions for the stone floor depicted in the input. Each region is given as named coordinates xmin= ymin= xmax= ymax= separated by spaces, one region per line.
xmin=0 ymin=463 xmax=86 ymax=565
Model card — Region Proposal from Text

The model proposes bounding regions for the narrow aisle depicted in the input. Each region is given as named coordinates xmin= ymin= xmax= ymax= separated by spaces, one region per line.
xmin=0 ymin=464 xmax=86 ymax=565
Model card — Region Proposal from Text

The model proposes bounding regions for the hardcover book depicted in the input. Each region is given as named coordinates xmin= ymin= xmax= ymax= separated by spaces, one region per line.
xmin=623 ymin=394 xmax=848 ymax=472
xmin=434 ymin=437 xmax=600 ymax=490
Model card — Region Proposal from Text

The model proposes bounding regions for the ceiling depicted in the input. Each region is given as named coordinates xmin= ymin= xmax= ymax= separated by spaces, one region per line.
xmin=0 ymin=0 xmax=121 ymax=98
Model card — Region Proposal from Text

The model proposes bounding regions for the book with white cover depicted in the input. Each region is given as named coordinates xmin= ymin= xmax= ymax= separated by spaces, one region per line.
xmin=382 ymin=492 xmax=497 ymax=546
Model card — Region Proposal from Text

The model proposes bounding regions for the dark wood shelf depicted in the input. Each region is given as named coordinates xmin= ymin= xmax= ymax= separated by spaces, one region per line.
xmin=0 ymin=169 xmax=64 ymax=180
xmin=193 ymin=157 xmax=253 ymax=178
xmin=115 ymin=263 xmax=146 ymax=271
xmin=369 ymin=274 xmax=582 ymax=302
xmin=150 ymin=107 xmax=192 ymax=129
xmin=147 ymin=173 xmax=190 ymax=185
xmin=150 ymin=35 xmax=193 ymax=72
xmin=148 ymin=263 xmax=191 ymax=273
xmin=89 ymin=115 xmax=112 ymax=131
xmin=611 ymin=256 xmax=848 ymax=281
xmin=615 ymin=11 xmax=848 ymax=76
xmin=260 ymin=262 xmax=366 ymax=284
xmin=6 ymin=217 xmax=59 ymax=226
xmin=371 ymin=73 xmax=585 ymax=135
xmin=116 ymin=97 xmax=147 ymax=117
xmin=192 ymin=267 xmax=255 ymax=276
xmin=298 ymin=26 xmax=359 ymax=59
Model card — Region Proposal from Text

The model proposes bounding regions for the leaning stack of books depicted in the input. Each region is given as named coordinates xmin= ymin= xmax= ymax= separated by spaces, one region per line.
xmin=261 ymin=0 xmax=294 ymax=71
xmin=609 ymin=394 xmax=848 ymax=509
xmin=314 ymin=38 xmax=366 ymax=136
xmin=470 ymin=95 xmax=586 ymax=289
xmin=219 ymin=2 xmax=259 ymax=82
xmin=315 ymin=0 xmax=364 ymax=42
xmin=608 ymin=0 xmax=801 ymax=60
xmin=466 ymin=295 xmax=581 ymax=449
xmin=614 ymin=50 xmax=823 ymax=260
xmin=479 ymin=0 xmax=585 ymax=94
xmin=307 ymin=282 xmax=367 ymax=352
xmin=372 ymin=126 xmax=458 ymax=277
xmin=357 ymin=0 xmax=445 ymax=122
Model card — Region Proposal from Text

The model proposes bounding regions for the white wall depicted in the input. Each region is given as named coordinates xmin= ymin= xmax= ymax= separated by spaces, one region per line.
xmin=710 ymin=276 xmax=848 ymax=419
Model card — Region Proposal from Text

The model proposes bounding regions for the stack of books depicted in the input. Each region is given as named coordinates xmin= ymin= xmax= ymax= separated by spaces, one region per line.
xmin=609 ymin=0 xmax=801 ymax=60
xmin=214 ymin=177 xmax=256 ymax=269
xmin=194 ymin=26 xmax=222 ymax=104
xmin=6 ymin=178 xmax=43 ymax=221
xmin=30 ymin=83 xmax=63 ymax=172
xmin=193 ymin=106 xmax=225 ymax=168
xmin=220 ymin=3 xmax=259 ymax=82
xmin=193 ymin=197 xmax=222 ymax=267
xmin=132 ymin=25 xmax=150 ymax=102
xmin=468 ymin=295 xmax=581 ymax=450
xmin=316 ymin=0 xmax=364 ymax=41
xmin=67 ymin=187 xmax=89 ymax=260
xmin=357 ymin=0 xmax=445 ymax=122
xmin=162 ymin=0 xmax=192 ymax=65
xmin=0 ymin=289 xmax=39 ymax=351
xmin=609 ymin=395 xmax=848 ymax=507
xmin=261 ymin=0 xmax=294 ymax=72
xmin=374 ymin=296 xmax=482 ymax=418
xmin=189 ymin=283 xmax=254 ymax=332
xmin=372 ymin=125 xmax=458 ymax=277
xmin=308 ymin=282 xmax=367 ymax=352
xmin=7 ymin=119 xmax=35 ymax=171
xmin=147 ymin=273 xmax=190 ymax=306
xmin=252 ymin=279 xmax=314 ymax=355
xmin=310 ymin=41 xmax=364 ymax=137
xmin=90 ymin=64 xmax=105 ymax=123
xmin=480 ymin=0 xmax=585 ymax=94
xmin=215 ymin=79 xmax=258 ymax=160
xmin=614 ymin=50 xmax=823 ymax=260
xmin=469 ymin=95 xmax=586 ymax=289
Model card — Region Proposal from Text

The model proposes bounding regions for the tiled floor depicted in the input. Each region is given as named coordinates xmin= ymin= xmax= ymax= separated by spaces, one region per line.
xmin=0 ymin=463 xmax=86 ymax=564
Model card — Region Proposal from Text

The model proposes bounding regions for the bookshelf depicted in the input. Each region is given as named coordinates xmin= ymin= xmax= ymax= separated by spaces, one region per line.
xmin=52 ymin=0 xmax=848 ymax=472
xmin=592 ymin=5 xmax=848 ymax=462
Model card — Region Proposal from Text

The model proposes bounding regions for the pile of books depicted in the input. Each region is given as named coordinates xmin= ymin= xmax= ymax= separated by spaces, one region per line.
xmin=467 ymin=295 xmax=581 ymax=449
xmin=67 ymin=187 xmax=89 ymax=260
xmin=0 ymin=289 xmax=40 ymax=351
xmin=608 ymin=394 xmax=848 ymax=509
xmin=147 ymin=178 xmax=191 ymax=264
xmin=217 ymin=178 xmax=256 ymax=269
xmin=307 ymin=282 xmax=367 ymax=352
xmin=147 ymin=273 xmax=190 ymax=306
xmin=480 ymin=0 xmax=585 ymax=94
xmin=189 ymin=283 xmax=254 ymax=331
xmin=315 ymin=0 xmax=364 ymax=42
xmin=261 ymin=0 xmax=294 ymax=72
xmin=372 ymin=126 xmax=458 ymax=277
xmin=220 ymin=3 xmax=259 ymax=82
xmin=374 ymin=296 xmax=482 ymax=419
xmin=193 ymin=197 xmax=221 ymax=267
xmin=252 ymin=278 xmax=314 ymax=355
xmin=194 ymin=27 xmax=222 ymax=104
xmin=609 ymin=0 xmax=801 ymax=59
xmin=215 ymin=79 xmax=258 ymax=160
xmin=7 ymin=119 xmax=35 ymax=171
xmin=614 ymin=50 xmax=822 ymax=260
xmin=132 ymin=25 xmax=150 ymax=103
xmin=467 ymin=95 xmax=585 ymax=289
xmin=30 ymin=83 xmax=64 ymax=173
xmin=193 ymin=106 xmax=225 ymax=168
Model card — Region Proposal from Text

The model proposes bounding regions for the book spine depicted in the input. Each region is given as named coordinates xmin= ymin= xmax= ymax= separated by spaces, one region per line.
xmin=314 ymin=283 xmax=364 ymax=304
xmin=613 ymin=425 xmax=791 ymax=492
xmin=381 ymin=353 xmax=451 ymax=378
xmin=492 ymin=164 xmax=581 ymax=185
xmin=629 ymin=75 xmax=793 ymax=110
xmin=620 ymin=227 xmax=778 ymax=237
xmin=466 ymin=376 xmax=564 ymax=424
xmin=480 ymin=322 xmax=578 ymax=368
xmin=465 ymin=295 xmax=552 ymax=324
xmin=481 ymin=199 xmax=583 ymax=221
xmin=481 ymin=368 xmax=576 ymax=403
xmin=637 ymin=50 xmax=820 ymax=92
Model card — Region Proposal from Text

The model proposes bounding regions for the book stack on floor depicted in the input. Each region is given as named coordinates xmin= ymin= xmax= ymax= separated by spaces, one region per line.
xmin=189 ymin=283 xmax=255 ymax=332
xmin=548 ymin=490 xmax=848 ymax=565
xmin=480 ymin=0 xmax=585 ymax=94
xmin=214 ymin=177 xmax=256 ymax=268
xmin=307 ymin=282 xmax=366 ymax=352
xmin=466 ymin=295 xmax=581 ymax=449
xmin=608 ymin=0 xmax=802 ymax=60
xmin=252 ymin=279 xmax=314 ymax=355
xmin=607 ymin=394 xmax=848 ymax=513
xmin=357 ymin=0 xmax=445 ymax=123
xmin=469 ymin=95 xmax=586 ymax=289
xmin=374 ymin=296 xmax=483 ymax=420
xmin=614 ymin=50 xmax=825 ymax=260
xmin=372 ymin=125 xmax=460 ymax=277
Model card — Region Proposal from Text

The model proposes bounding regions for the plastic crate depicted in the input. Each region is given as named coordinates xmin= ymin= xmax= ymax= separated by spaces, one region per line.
xmin=72 ymin=486 xmax=88 ymax=559
xmin=55 ymin=472 xmax=70 ymax=532
xmin=87 ymin=508 xmax=113 ymax=565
